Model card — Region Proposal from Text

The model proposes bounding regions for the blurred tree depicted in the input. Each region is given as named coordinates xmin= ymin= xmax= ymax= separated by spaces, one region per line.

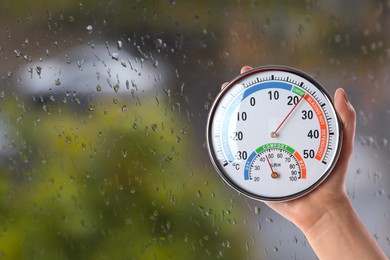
xmin=0 ymin=96 xmax=247 ymax=259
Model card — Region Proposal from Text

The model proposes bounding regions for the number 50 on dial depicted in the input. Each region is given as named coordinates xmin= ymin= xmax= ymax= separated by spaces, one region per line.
xmin=206 ymin=66 xmax=342 ymax=201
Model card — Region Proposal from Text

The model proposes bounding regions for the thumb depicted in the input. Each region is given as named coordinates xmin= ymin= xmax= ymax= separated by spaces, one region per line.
xmin=333 ymin=88 xmax=356 ymax=171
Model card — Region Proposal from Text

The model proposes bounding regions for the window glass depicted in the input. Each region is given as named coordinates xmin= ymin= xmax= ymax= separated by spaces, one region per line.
xmin=0 ymin=1 xmax=389 ymax=258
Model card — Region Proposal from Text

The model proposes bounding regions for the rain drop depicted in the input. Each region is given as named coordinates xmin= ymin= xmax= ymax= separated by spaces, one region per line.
xmin=13 ymin=49 xmax=22 ymax=58
xmin=156 ymin=38 xmax=163 ymax=48
xmin=126 ymin=218 xmax=133 ymax=225
xmin=86 ymin=25 xmax=93 ymax=32
xmin=88 ymin=103 xmax=95 ymax=111
xmin=375 ymin=189 xmax=386 ymax=196
xmin=122 ymin=149 xmax=127 ymax=158
xmin=204 ymin=101 xmax=210 ymax=110
xmin=36 ymin=66 xmax=42 ymax=76
xmin=113 ymin=84 xmax=119 ymax=92
xmin=112 ymin=53 xmax=119 ymax=61
xmin=117 ymin=40 xmax=123 ymax=50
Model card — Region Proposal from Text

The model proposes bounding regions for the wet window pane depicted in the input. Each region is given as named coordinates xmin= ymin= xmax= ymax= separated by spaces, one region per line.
xmin=0 ymin=1 xmax=389 ymax=258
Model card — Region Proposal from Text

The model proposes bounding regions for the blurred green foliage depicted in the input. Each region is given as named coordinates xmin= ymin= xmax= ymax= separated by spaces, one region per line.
xmin=0 ymin=96 xmax=246 ymax=259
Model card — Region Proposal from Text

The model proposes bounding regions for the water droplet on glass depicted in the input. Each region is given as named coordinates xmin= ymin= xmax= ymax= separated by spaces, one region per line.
xmin=163 ymin=88 xmax=171 ymax=98
xmin=88 ymin=103 xmax=95 ymax=111
xmin=382 ymin=138 xmax=387 ymax=147
xmin=153 ymin=60 xmax=158 ymax=68
xmin=165 ymin=220 xmax=171 ymax=231
xmin=121 ymin=105 xmax=128 ymax=112
xmin=254 ymin=206 xmax=261 ymax=215
xmin=113 ymin=84 xmax=119 ymax=92
xmin=117 ymin=40 xmax=123 ymax=50
xmin=55 ymin=78 xmax=61 ymax=86
xmin=112 ymin=53 xmax=119 ymax=61
xmin=223 ymin=50 xmax=230 ymax=58
xmin=126 ymin=218 xmax=133 ymax=225
xmin=204 ymin=101 xmax=210 ymax=110
xmin=13 ymin=49 xmax=22 ymax=58
xmin=86 ymin=25 xmax=93 ymax=32
xmin=375 ymin=189 xmax=386 ymax=196
xmin=164 ymin=155 xmax=173 ymax=163
xmin=96 ymin=84 xmax=102 ymax=91
xmin=122 ymin=149 xmax=127 ymax=158
xmin=156 ymin=38 xmax=163 ymax=47
xmin=36 ymin=66 xmax=42 ymax=76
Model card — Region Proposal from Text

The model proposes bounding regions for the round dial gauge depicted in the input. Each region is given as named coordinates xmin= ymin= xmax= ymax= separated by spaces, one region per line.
xmin=206 ymin=66 xmax=342 ymax=201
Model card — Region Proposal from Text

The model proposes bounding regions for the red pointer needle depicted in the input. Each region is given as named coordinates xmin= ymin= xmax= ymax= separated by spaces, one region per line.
xmin=265 ymin=154 xmax=279 ymax=179
xmin=271 ymin=94 xmax=305 ymax=138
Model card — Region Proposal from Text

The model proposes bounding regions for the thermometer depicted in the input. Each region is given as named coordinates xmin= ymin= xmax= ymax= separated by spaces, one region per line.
xmin=206 ymin=66 xmax=342 ymax=201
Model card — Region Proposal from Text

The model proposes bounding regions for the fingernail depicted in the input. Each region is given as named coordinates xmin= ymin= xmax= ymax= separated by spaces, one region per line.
xmin=337 ymin=88 xmax=349 ymax=103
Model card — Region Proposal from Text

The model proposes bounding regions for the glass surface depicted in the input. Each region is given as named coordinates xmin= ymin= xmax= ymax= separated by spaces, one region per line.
xmin=0 ymin=1 xmax=389 ymax=258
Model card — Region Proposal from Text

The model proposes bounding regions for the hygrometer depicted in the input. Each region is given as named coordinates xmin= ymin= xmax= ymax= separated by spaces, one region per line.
xmin=206 ymin=66 xmax=342 ymax=201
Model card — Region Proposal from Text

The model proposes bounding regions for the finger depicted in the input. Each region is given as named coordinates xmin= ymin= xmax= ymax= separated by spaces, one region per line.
xmin=221 ymin=82 xmax=228 ymax=90
xmin=222 ymin=66 xmax=253 ymax=89
xmin=240 ymin=66 xmax=253 ymax=73
xmin=333 ymin=88 xmax=356 ymax=170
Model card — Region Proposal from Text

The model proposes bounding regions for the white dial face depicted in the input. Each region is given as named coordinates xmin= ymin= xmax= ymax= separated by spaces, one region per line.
xmin=207 ymin=66 xmax=342 ymax=201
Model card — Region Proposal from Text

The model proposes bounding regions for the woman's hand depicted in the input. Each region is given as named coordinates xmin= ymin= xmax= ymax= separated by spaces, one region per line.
xmin=221 ymin=66 xmax=387 ymax=259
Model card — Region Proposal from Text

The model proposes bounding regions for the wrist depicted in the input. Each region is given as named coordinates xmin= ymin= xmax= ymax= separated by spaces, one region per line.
xmin=299 ymin=193 xmax=387 ymax=259
xmin=300 ymin=193 xmax=352 ymax=236
xmin=291 ymin=190 xmax=351 ymax=234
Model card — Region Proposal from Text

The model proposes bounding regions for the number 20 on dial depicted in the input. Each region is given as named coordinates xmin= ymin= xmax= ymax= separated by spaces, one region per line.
xmin=206 ymin=66 xmax=342 ymax=201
